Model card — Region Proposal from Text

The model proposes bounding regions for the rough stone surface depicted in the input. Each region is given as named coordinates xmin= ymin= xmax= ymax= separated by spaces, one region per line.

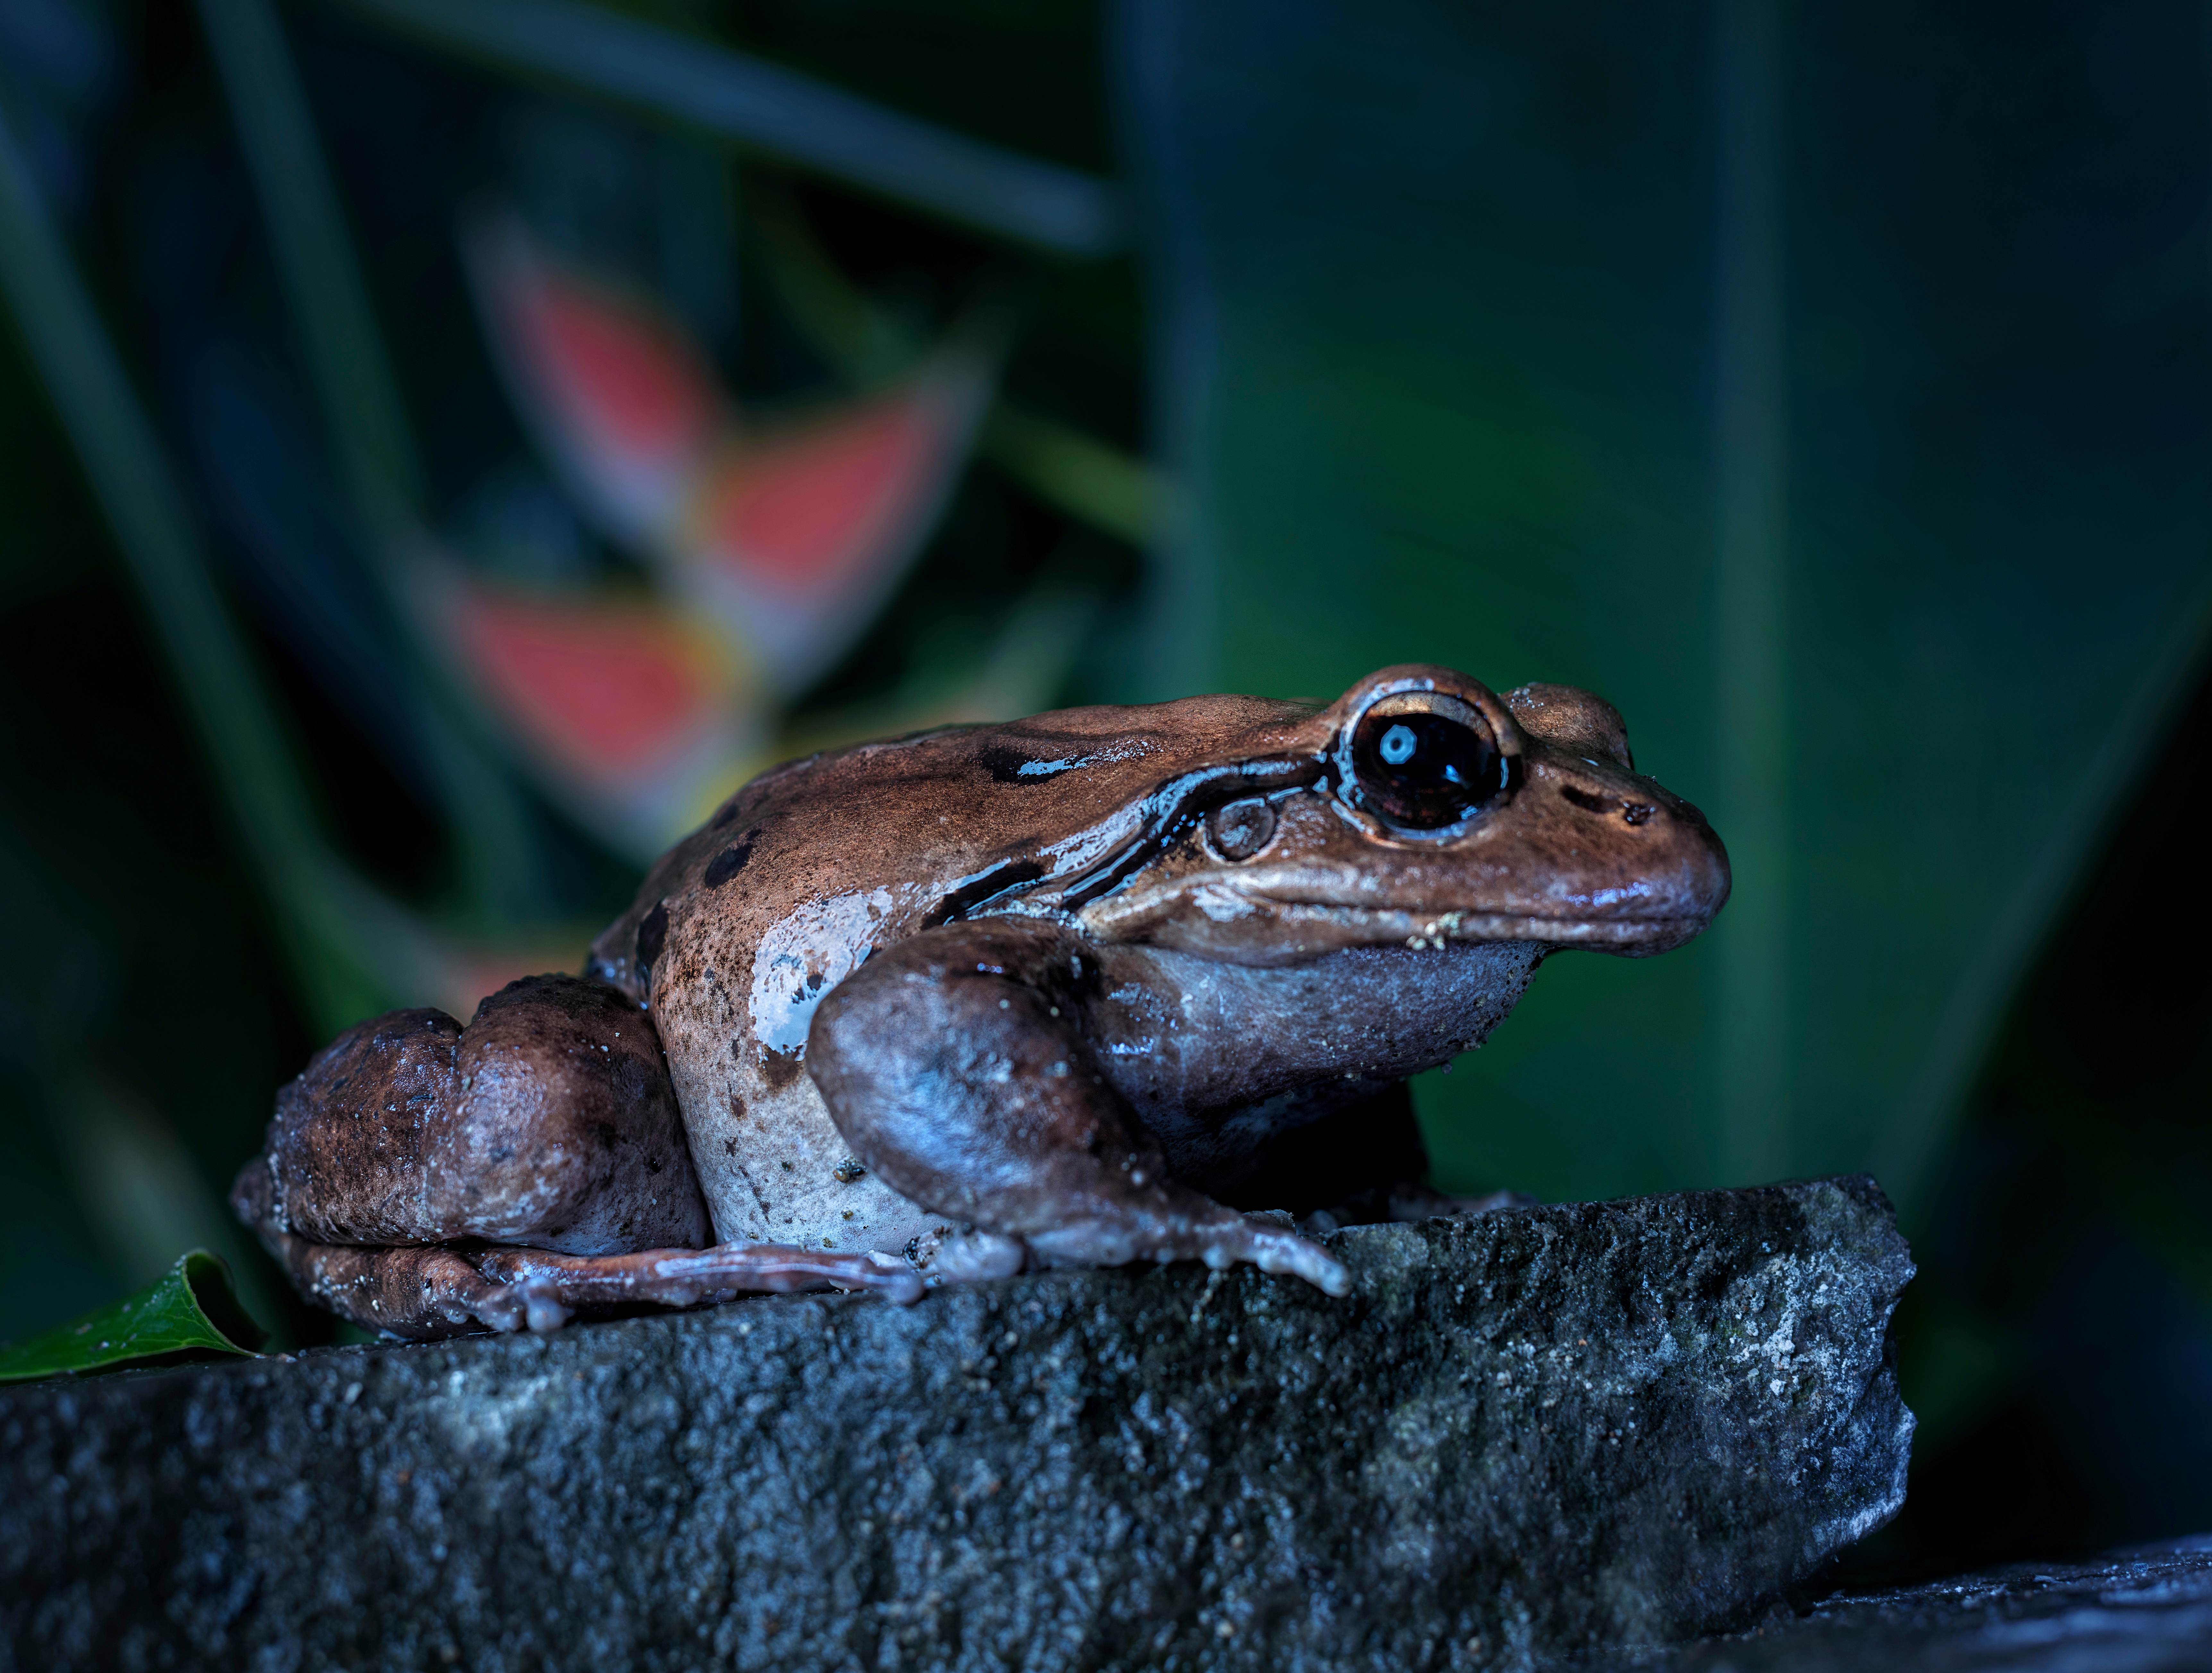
xmin=0 ymin=1177 xmax=1913 ymax=1672
xmin=1579 ymin=1537 xmax=2212 ymax=1671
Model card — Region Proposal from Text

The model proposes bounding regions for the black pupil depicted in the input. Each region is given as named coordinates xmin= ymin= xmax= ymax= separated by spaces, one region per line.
xmin=1350 ymin=709 xmax=1502 ymax=828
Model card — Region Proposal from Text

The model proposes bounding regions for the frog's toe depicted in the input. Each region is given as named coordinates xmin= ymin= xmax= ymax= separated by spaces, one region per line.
xmin=463 ymin=1283 xmax=528 ymax=1334
xmin=926 ymin=1230 xmax=1029 ymax=1285
xmin=518 ymin=1280 xmax=572 ymax=1335
xmin=1239 ymin=1225 xmax=1352 ymax=1297
xmin=859 ymin=1249 xmax=933 ymax=1303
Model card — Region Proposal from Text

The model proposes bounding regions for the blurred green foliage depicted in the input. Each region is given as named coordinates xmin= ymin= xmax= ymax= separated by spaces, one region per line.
xmin=1123 ymin=0 xmax=2212 ymax=1562
xmin=0 ymin=0 xmax=2206 ymax=1563
xmin=0 ymin=0 xmax=1148 ymax=1350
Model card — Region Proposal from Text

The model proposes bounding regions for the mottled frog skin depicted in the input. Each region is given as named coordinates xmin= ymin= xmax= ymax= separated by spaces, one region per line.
xmin=234 ymin=667 xmax=1728 ymax=1338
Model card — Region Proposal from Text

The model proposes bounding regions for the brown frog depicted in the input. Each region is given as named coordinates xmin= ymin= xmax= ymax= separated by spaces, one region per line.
xmin=232 ymin=666 xmax=1728 ymax=1338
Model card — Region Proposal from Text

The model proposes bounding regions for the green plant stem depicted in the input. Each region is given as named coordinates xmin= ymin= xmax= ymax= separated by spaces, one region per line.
xmin=978 ymin=406 xmax=1161 ymax=549
xmin=326 ymin=0 xmax=1126 ymax=255
xmin=748 ymin=181 xmax=1164 ymax=545
xmin=0 ymin=93 xmax=448 ymax=1023
xmin=1874 ymin=555 xmax=2212 ymax=1223
xmin=196 ymin=0 xmax=545 ymax=927
xmin=1711 ymin=0 xmax=1791 ymax=1189
xmin=196 ymin=0 xmax=422 ymax=536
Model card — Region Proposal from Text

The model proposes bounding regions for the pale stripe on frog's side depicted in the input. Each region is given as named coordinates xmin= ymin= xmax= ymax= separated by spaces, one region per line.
xmin=660 ymin=878 xmax=943 ymax=1256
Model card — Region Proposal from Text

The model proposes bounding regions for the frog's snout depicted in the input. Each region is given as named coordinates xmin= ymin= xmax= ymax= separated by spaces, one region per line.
xmin=1666 ymin=800 xmax=1733 ymax=929
xmin=1507 ymin=743 xmax=1733 ymax=952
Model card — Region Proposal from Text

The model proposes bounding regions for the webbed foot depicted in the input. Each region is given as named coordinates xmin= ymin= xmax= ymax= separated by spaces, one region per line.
xmin=1023 ymin=1198 xmax=1351 ymax=1296
xmin=910 ymin=1217 xmax=1346 ymax=1295
xmin=916 ymin=1227 xmax=1030 ymax=1285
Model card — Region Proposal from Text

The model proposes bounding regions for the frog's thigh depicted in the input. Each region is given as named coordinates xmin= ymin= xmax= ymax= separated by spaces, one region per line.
xmin=806 ymin=925 xmax=1350 ymax=1296
xmin=253 ymin=973 xmax=713 ymax=1253
xmin=236 ymin=974 xmax=709 ymax=1335
xmin=233 ymin=975 xmax=922 ymax=1337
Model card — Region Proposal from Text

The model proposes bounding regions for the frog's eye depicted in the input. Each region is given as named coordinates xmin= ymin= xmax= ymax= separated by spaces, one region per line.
xmin=1347 ymin=693 xmax=1510 ymax=830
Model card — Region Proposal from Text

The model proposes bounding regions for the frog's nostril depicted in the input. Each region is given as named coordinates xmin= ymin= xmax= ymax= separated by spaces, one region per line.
xmin=1560 ymin=784 xmax=1663 ymax=827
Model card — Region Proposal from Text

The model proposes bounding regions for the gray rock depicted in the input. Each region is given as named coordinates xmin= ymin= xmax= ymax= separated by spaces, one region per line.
xmin=0 ymin=1176 xmax=1913 ymax=1672
xmin=1575 ymin=1537 xmax=2212 ymax=1672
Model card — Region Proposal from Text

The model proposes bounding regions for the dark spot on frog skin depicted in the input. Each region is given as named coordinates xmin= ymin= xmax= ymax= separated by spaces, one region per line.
xmin=760 ymin=1045 xmax=807 ymax=1092
xmin=1560 ymin=785 xmax=1657 ymax=825
xmin=931 ymin=857 xmax=1046 ymax=924
xmin=704 ymin=837 xmax=756 ymax=887
xmin=636 ymin=901 xmax=670 ymax=971
xmin=978 ymin=743 xmax=1084 ymax=785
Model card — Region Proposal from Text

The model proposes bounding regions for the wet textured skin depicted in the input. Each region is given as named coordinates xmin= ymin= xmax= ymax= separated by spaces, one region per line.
xmin=235 ymin=665 xmax=1730 ymax=1337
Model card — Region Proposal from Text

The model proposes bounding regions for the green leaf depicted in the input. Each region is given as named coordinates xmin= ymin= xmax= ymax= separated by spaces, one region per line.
xmin=0 ymin=1250 xmax=268 ymax=1383
xmin=330 ymin=0 xmax=1126 ymax=254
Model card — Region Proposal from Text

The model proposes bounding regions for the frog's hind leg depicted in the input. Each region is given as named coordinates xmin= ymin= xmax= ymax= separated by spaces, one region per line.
xmin=806 ymin=925 xmax=1352 ymax=1296
xmin=231 ymin=1174 xmax=921 ymax=1340
xmin=231 ymin=973 xmax=921 ymax=1339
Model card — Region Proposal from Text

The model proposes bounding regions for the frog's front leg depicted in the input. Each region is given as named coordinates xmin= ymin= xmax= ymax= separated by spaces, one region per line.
xmin=231 ymin=974 xmax=920 ymax=1339
xmin=807 ymin=925 xmax=1351 ymax=1296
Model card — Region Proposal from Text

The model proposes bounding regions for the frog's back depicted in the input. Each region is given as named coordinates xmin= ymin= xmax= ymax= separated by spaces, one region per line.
xmin=586 ymin=692 xmax=1320 ymax=1004
xmin=581 ymin=693 xmax=1318 ymax=1252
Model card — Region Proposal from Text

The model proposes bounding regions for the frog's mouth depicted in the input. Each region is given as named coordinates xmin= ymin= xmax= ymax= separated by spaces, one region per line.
xmin=1079 ymin=884 xmax=1719 ymax=962
xmin=1253 ymin=898 xmax=1717 ymax=956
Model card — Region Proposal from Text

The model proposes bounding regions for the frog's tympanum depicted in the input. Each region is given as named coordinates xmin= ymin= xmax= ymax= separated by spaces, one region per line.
xmin=233 ymin=667 xmax=1728 ymax=1338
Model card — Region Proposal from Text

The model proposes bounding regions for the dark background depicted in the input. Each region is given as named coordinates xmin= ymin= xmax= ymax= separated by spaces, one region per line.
xmin=0 ymin=0 xmax=2206 ymax=1581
